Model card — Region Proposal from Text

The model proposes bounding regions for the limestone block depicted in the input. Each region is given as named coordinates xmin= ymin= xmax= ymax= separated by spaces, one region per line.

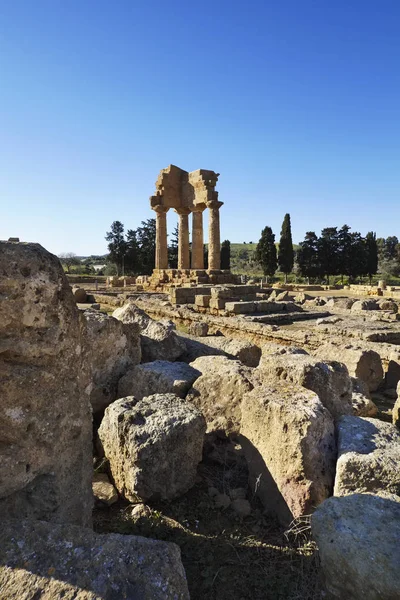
xmin=240 ymin=384 xmax=336 ymax=524
xmin=209 ymin=297 xmax=226 ymax=309
xmin=83 ymin=311 xmax=141 ymax=413
xmin=188 ymin=321 xmax=209 ymax=336
xmin=99 ymin=395 xmax=206 ymax=502
xmin=118 ymin=360 xmax=201 ymax=399
xmin=258 ymin=350 xmax=353 ymax=419
xmin=225 ymin=301 xmax=255 ymax=314
xmin=186 ymin=356 xmax=255 ymax=434
xmin=0 ymin=241 xmax=93 ymax=526
xmin=0 ymin=519 xmax=189 ymax=599
xmin=312 ymin=495 xmax=400 ymax=600
xmin=313 ymin=343 xmax=384 ymax=392
xmin=112 ymin=302 xmax=186 ymax=362
xmin=276 ymin=290 xmax=289 ymax=301
xmin=334 ymin=416 xmax=400 ymax=497
xmin=210 ymin=286 xmax=232 ymax=299
xmin=195 ymin=294 xmax=211 ymax=307
xmin=326 ymin=297 xmax=356 ymax=310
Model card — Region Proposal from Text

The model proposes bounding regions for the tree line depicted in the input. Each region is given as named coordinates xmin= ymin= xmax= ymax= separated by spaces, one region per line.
xmin=254 ymin=215 xmax=399 ymax=284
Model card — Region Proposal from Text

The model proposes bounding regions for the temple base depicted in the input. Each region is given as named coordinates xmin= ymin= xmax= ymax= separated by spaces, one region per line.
xmin=148 ymin=268 xmax=239 ymax=290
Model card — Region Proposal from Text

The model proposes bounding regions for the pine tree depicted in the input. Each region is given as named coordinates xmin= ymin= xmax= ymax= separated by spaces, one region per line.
xmin=297 ymin=232 xmax=319 ymax=279
xmin=168 ymin=225 xmax=179 ymax=268
xmin=317 ymin=227 xmax=339 ymax=284
xmin=278 ymin=213 xmax=294 ymax=282
xmin=221 ymin=240 xmax=231 ymax=270
xmin=255 ymin=226 xmax=277 ymax=279
xmin=136 ymin=218 xmax=156 ymax=275
xmin=365 ymin=231 xmax=378 ymax=284
xmin=105 ymin=221 xmax=126 ymax=276
xmin=125 ymin=229 xmax=140 ymax=274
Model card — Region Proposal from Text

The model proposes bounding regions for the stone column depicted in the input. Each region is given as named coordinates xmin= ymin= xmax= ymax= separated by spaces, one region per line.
xmin=154 ymin=206 xmax=169 ymax=270
xmin=207 ymin=200 xmax=223 ymax=270
xmin=191 ymin=208 xmax=205 ymax=269
xmin=175 ymin=208 xmax=191 ymax=270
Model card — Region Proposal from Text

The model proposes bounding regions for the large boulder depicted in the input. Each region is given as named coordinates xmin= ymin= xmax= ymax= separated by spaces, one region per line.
xmin=258 ymin=349 xmax=352 ymax=419
xmin=99 ymin=394 xmax=206 ymax=502
xmin=312 ymin=494 xmax=400 ymax=600
xmin=186 ymin=356 xmax=256 ymax=434
xmin=351 ymin=299 xmax=379 ymax=312
xmin=0 ymin=519 xmax=189 ymax=599
xmin=313 ymin=343 xmax=384 ymax=392
xmin=0 ymin=241 xmax=92 ymax=526
xmin=334 ymin=416 xmax=400 ymax=498
xmin=113 ymin=302 xmax=186 ymax=362
xmin=118 ymin=360 xmax=201 ymax=399
xmin=326 ymin=297 xmax=356 ymax=310
xmin=83 ymin=311 xmax=141 ymax=413
xmin=240 ymin=384 xmax=336 ymax=525
xmin=179 ymin=332 xmax=261 ymax=367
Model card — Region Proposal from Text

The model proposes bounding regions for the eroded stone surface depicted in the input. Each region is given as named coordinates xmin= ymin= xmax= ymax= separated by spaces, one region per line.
xmin=186 ymin=356 xmax=255 ymax=434
xmin=113 ymin=302 xmax=186 ymax=362
xmin=83 ymin=311 xmax=141 ymax=413
xmin=240 ymin=383 xmax=336 ymax=524
xmin=334 ymin=416 xmax=400 ymax=497
xmin=98 ymin=394 xmax=206 ymax=501
xmin=0 ymin=241 xmax=92 ymax=526
xmin=118 ymin=360 xmax=201 ymax=399
xmin=258 ymin=350 xmax=352 ymax=419
xmin=312 ymin=494 xmax=400 ymax=600
xmin=313 ymin=343 xmax=384 ymax=392
xmin=0 ymin=519 xmax=189 ymax=599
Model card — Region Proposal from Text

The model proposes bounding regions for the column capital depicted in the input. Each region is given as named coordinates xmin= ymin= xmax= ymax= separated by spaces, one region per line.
xmin=206 ymin=200 xmax=223 ymax=210
xmin=192 ymin=202 xmax=207 ymax=213
xmin=153 ymin=205 xmax=169 ymax=214
xmin=174 ymin=207 xmax=191 ymax=215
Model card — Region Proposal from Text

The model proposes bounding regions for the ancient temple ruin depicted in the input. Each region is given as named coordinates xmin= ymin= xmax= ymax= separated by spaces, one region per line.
xmin=149 ymin=165 xmax=238 ymax=287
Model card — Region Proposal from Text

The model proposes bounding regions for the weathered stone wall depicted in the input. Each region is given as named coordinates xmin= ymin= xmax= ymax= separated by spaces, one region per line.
xmin=0 ymin=241 xmax=93 ymax=526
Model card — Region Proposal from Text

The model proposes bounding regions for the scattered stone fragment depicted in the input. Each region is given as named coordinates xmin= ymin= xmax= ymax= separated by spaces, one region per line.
xmin=0 ymin=518 xmax=190 ymax=599
xmin=334 ymin=415 xmax=400 ymax=497
xmin=312 ymin=494 xmax=400 ymax=600
xmin=118 ymin=360 xmax=201 ymax=400
xmin=351 ymin=377 xmax=378 ymax=417
xmin=93 ymin=473 xmax=118 ymax=507
xmin=98 ymin=394 xmax=206 ymax=502
xmin=240 ymin=383 xmax=336 ymax=525
xmin=0 ymin=241 xmax=92 ymax=526
xmin=186 ymin=356 xmax=255 ymax=434
xmin=130 ymin=503 xmax=152 ymax=519
xmin=276 ymin=290 xmax=289 ymax=301
xmin=72 ymin=285 xmax=87 ymax=303
xmin=351 ymin=299 xmax=379 ymax=312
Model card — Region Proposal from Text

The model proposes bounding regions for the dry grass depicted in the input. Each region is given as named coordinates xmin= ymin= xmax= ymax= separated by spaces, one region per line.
xmin=93 ymin=437 xmax=321 ymax=600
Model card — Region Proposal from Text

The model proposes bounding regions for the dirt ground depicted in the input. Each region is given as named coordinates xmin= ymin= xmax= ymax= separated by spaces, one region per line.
xmin=93 ymin=436 xmax=321 ymax=600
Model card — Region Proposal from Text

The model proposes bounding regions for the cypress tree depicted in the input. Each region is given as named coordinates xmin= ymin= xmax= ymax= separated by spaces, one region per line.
xmin=278 ymin=213 xmax=294 ymax=282
xmin=255 ymin=226 xmax=277 ymax=279
xmin=221 ymin=240 xmax=231 ymax=270
xmin=365 ymin=231 xmax=378 ymax=284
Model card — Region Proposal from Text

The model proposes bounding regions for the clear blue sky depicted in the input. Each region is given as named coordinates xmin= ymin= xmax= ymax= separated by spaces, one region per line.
xmin=1 ymin=0 xmax=399 ymax=256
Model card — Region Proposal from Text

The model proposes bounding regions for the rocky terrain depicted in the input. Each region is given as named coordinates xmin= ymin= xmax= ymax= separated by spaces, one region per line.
xmin=1 ymin=240 xmax=399 ymax=599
